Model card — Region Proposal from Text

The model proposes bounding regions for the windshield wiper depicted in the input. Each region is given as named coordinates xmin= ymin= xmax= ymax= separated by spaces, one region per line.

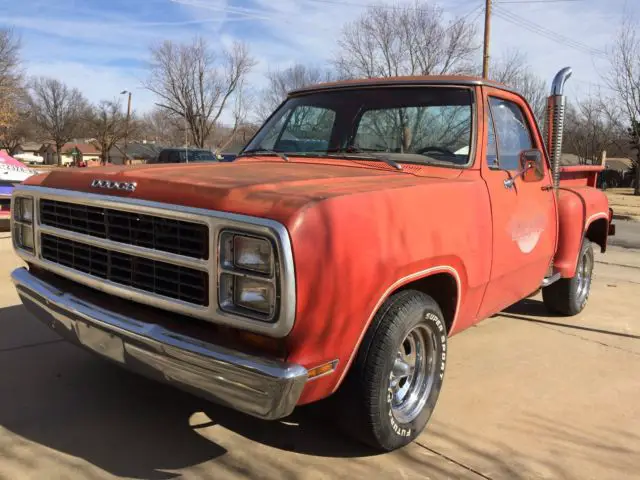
xmin=239 ymin=148 xmax=289 ymax=162
xmin=327 ymin=148 xmax=403 ymax=171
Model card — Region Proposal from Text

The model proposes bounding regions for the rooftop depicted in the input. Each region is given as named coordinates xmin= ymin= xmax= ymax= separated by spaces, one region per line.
xmin=288 ymin=75 xmax=518 ymax=97
xmin=62 ymin=143 xmax=100 ymax=155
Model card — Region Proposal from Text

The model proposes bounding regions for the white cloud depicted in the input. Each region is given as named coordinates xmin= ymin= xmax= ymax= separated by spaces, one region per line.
xmin=1 ymin=0 xmax=637 ymax=120
xmin=26 ymin=61 xmax=158 ymax=113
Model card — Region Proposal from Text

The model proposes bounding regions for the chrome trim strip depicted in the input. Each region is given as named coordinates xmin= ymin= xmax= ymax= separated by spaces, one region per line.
xmin=11 ymin=267 xmax=307 ymax=420
xmin=39 ymin=224 xmax=210 ymax=272
xmin=219 ymin=266 xmax=277 ymax=284
xmin=11 ymin=185 xmax=297 ymax=338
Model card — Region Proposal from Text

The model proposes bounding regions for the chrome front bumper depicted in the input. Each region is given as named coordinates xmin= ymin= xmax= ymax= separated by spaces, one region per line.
xmin=11 ymin=267 xmax=308 ymax=420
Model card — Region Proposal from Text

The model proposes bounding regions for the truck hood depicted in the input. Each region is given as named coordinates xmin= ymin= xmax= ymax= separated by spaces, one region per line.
xmin=26 ymin=158 xmax=461 ymax=224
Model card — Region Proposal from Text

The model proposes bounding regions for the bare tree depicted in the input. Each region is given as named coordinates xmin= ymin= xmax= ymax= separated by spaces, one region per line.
xmin=490 ymin=51 xmax=548 ymax=123
xmin=139 ymin=107 xmax=183 ymax=145
xmin=606 ymin=18 xmax=640 ymax=194
xmin=0 ymin=28 xmax=23 ymax=146
xmin=88 ymin=100 xmax=132 ymax=164
xmin=563 ymin=96 xmax=625 ymax=165
xmin=0 ymin=88 xmax=34 ymax=154
xmin=210 ymin=78 xmax=252 ymax=153
xmin=257 ymin=64 xmax=334 ymax=120
xmin=334 ymin=2 xmax=477 ymax=79
xmin=144 ymin=36 xmax=255 ymax=149
xmin=0 ymin=28 xmax=20 ymax=92
xmin=28 ymin=77 xmax=89 ymax=166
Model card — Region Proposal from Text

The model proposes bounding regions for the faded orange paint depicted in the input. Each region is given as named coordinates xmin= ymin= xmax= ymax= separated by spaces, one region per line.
xmin=22 ymin=78 xmax=612 ymax=406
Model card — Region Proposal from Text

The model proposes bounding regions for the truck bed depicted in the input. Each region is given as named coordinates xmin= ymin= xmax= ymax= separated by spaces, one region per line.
xmin=558 ymin=165 xmax=604 ymax=188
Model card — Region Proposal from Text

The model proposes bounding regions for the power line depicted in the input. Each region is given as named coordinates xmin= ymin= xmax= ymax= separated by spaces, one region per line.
xmin=573 ymin=79 xmax=616 ymax=92
xmin=469 ymin=5 xmax=487 ymax=24
xmin=493 ymin=5 xmax=606 ymax=57
xmin=305 ymin=0 xmax=473 ymax=12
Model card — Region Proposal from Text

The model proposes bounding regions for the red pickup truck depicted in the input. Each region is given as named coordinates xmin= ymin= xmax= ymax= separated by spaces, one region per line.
xmin=10 ymin=67 xmax=614 ymax=451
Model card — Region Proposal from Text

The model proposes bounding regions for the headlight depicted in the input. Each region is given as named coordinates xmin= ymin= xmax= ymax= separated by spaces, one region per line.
xmin=14 ymin=223 xmax=35 ymax=251
xmin=233 ymin=236 xmax=273 ymax=274
xmin=12 ymin=196 xmax=35 ymax=252
xmin=220 ymin=231 xmax=273 ymax=274
xmin=14 ymin=197 xmax=34 ymax=224
xmin=219 ymin=231 xmax=278 ymax=321
xmin=219 ymin=274 xmax=275 ymax=318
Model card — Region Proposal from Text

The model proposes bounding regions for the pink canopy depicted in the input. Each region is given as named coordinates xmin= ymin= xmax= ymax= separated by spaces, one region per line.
xmin=0 ymin=151 xmax=29 ymax=168
xmin=0 ymin=151 xmax=34 ymax=215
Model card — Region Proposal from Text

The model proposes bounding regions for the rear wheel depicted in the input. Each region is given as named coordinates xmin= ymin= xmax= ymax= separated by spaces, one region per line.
xmin=336 ymin=290 xmax=447 ymax=451
xmin=542 ymin=239 xmax=594 ymax=316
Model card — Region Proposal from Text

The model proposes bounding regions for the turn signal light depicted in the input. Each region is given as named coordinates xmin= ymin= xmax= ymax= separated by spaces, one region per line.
xmin=307 ymin=360 xmax=339 ymax=380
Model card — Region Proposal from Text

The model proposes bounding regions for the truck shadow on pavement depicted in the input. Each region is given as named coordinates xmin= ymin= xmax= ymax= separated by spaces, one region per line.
xmin=2 ymin=302 xmax=639 ymax=479
xmin=502 ymin=299 xmax=640 ymax=340
xmin=0 ymin=305 xmax=376 ymax=479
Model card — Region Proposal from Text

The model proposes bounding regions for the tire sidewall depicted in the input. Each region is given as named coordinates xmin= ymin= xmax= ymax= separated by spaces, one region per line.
xmin=375 ymin=301 xmax=447 ymax=449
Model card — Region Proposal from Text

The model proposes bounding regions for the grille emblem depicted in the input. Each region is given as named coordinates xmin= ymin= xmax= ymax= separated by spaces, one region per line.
xmin=91 ymin=179 xmax=137 ymax=192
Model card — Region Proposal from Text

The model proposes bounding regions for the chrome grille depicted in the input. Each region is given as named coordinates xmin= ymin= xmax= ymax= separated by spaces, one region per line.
xmin=40 ymin=199 xmax=209 ymax=260
xmin=12 ymin=185 xmax=296 ymax=338
xmin=41 ymin=234 xmax=209 ymax=306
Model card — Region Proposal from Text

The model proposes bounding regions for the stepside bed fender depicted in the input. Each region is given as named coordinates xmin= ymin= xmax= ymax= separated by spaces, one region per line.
xmin=553 ymin=187 xmax=610 ymax=278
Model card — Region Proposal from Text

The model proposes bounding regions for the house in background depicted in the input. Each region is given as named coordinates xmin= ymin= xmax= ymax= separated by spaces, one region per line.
xmin=60 ymin=143 xmax=101 ymax=166
xmin=6 ymin=142 xmax=45 ymax=164
xmin=11 ymin=142 xmax=42 ymax=156
xmin=603 ymin=157 xmax=634 ymax=187
xmin=38 ymin=144 xmax=57 ymax=165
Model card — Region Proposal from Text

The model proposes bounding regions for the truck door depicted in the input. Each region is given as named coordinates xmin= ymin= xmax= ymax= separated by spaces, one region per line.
xmin=477 ymin=88 xmax=558 ymax=318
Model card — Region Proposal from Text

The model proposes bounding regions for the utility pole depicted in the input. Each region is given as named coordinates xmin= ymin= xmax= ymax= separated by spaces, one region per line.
xmin=482 ymin=0 xmax=492 ymax=79
xmin=121 ymin=90 xmax=132 ymax=165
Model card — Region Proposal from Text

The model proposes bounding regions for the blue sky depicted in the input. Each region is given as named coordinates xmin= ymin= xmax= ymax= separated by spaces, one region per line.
xmin=0 ymin=0 xmax=635 ymax=121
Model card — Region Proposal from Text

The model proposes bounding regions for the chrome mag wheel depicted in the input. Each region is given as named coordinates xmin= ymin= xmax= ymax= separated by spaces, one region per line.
xmin=388 ymin=325 xmax=437 ymax=424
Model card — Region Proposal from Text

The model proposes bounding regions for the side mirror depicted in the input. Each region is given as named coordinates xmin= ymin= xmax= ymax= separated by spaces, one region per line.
xmin=504 ymin=149 xmax=544 ymax=189
xmin=520 ymin=149 xmax=544 ymax=183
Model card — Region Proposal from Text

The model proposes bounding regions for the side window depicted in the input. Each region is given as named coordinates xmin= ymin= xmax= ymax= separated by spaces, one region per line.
xmin=488 ymin=97 xmax=533 ymax=171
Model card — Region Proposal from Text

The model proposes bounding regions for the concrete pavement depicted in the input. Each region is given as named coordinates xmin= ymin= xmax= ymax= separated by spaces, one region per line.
xmin=609 ymin=219 xmax=640 ymax=250
xmin=0 ymin=235 xmax=639 ymax=479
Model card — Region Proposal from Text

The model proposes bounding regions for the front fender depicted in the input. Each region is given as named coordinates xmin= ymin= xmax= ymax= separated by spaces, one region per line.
xmin=282 ymin=179 xmax=491 ymax=405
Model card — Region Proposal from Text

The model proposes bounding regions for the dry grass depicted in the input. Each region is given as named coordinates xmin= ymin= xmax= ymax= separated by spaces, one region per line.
xmin=606 ymin=188 xmax=640 ymax=221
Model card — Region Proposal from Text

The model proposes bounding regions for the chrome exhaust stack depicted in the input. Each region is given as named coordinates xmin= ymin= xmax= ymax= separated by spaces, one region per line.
xmin=545 ymin=67 xmax=572 ymax=192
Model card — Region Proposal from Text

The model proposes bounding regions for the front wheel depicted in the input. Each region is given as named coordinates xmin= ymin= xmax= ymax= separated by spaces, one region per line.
xmin=542 ymin=239 xmax=594 ymax=316
xmin=337 ymin=290 xmax=447 ymax=451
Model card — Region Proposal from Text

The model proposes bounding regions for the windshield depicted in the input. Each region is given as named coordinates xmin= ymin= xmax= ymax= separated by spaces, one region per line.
xmin=244 ymin=87 xmax=474 ymax=167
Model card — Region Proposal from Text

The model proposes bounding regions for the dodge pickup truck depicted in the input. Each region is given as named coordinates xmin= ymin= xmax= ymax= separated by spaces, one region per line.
xmin=9 ymin=67 xmax=614 ymax=451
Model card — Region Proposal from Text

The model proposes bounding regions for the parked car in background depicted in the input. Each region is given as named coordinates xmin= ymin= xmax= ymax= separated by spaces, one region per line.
xmin=149 ymin=148 xmax=218 ymax=164
xmin=219 ymin=153 xmax=237 ymax=162
xmin=597 ymin=169 xmax=622 ymax=189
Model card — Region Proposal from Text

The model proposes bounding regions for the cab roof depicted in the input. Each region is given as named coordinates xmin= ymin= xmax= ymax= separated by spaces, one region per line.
xmin=288 ymin=75 xmax=520 ymax=97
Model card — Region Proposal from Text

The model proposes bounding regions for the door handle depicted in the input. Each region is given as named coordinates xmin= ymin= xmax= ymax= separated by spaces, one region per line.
xmin=541 ymin=185 xmax=553 ymax=191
